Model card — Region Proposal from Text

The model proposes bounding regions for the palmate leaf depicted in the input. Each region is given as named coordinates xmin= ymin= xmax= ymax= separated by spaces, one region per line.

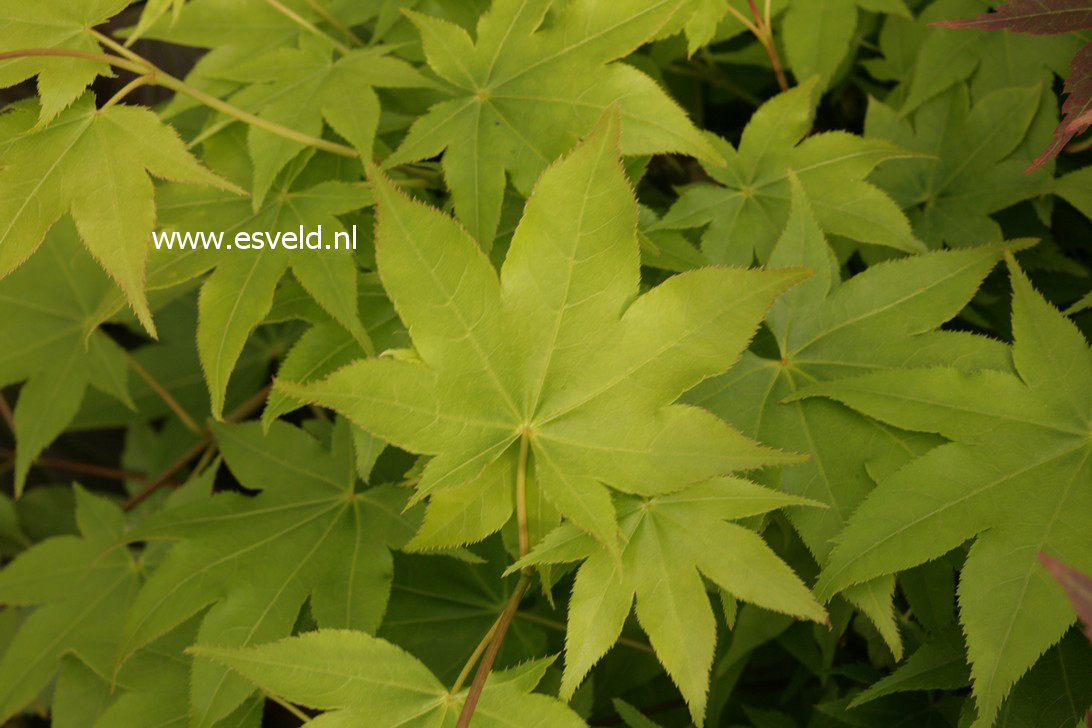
xmin=795 ymin=255 xmax=1092 ymax=727
xmin=514 ymin=478 xmax=827 ymax=723
xmin=0 ymin=221 xmax=133 ymax=496
xmin=0 ymin=0 xmax=130 ymax=124
xmin=0 ymin=95 xmax=242 ymax=336
xmin=657 ymin=79 xmax=924 ymax=266
xmin=684 ymin=177 xmax=1016 ymax=658
xmin=781 ymin=0 xmax=910 ymax=89
xmin=190 ymin=630 xmax=586 ymax=727
xmin=149 ymin=130 xmax=373 ymax=419
xmin=117 ymin=419 xmax=420 ymax=727
xmin=384 ymin=0 xmax=719 ymax=246
xmin=935 ymin=0 xmax=1092 ymax=169
xmin=866 ymin=82 xmax=1049 ymax=248
xmin=213 ymin=40 xmax=430 ymax=207
xmin=278 ymin=110 xmax=807 ymax=559
xmin=0 ymin=487 xmax=139 ymax=723
xmin=878 ymin=0 xmax=1079 ymax=117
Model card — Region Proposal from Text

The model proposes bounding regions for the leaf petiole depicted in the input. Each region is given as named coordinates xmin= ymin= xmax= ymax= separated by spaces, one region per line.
xmin=259 ymin=0 xmax=352 ymax=54
xmin=123 ymin=350 xmax=205 ymax=435
xmin=515 ymin=430 xmax=531 ymax=558
xmin=0 ymin=45 xmax=360 ymax=159
xmin=454 ymin=573 xmax=532 ymax=728
xmin=100 ymin=74 xmax=154 ymax=110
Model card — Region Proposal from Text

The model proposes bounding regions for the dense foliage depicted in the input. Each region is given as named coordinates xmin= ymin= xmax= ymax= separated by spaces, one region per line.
xmin=0 ymin=1 xmax=1090 ymax=727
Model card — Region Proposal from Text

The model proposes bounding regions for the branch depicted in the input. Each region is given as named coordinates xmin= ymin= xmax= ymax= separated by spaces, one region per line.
xmin=259 ymin=0 xmax=352 ymax=54
xmin=124 ymin=350 xmax=204 ymax=435
xmin=0 ymin=447 xmax=149 ymax=483
xmin=454 ymin=573 xmax=532 ymax=728
xmin=120 ymin=385 xmax=271 ymax=511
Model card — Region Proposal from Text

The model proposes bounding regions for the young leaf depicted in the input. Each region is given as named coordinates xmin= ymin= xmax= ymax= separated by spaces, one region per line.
xmin=189 ymin=630 xmax=586 ymax=727
xmin=0 ymin=0 xmax=129 ymax=123
xmin=118 ymin=420 xmax=418 ymax=727
xmin=0 ymin=95 xmax=242 ymax=336
xmin=657 ymin=79 xmax=924 ymax=265
xmin=934 ymin=0 xmax=1092 ymax=169
xmin=385 ymin=0 xmax=720 ymax=246
xmin=278 ymin=111 xmax=806 ymax=557
xmin=797 ymin=255 xmax=1092 ymax=727
xmin=517 ymin=478 xmax=826 ymax=723
xmin=154 ymin=145 xmax=373 ymax=418
xmin=215 ymin=42 xmax=430 ymax=207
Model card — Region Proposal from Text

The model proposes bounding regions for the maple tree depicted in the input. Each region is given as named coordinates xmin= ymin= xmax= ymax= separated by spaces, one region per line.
xmin=0 ymin=1 xmax=1090 ymax=727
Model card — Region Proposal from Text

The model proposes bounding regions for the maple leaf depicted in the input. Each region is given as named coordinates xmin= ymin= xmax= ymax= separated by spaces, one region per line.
xmin=866 ymin=83 xmax=1050 ymax=248
xmin=146 ymin=129 xmax=373 ymax=419
xmin=879 ymin=0 xmax=1080 ymax=118
xmin=0 ymin=221 xmax=134 ymax=497
xmin=934 ymin=0 xmax=1092 ymax=169
xmin=0 ymin=486 xmax=139 ymax=723
xmin=514 ymin=477 xmax=827 ymax=722
xmin=781 ymin=0 xmax=911 ymax=88
xmin=384 ymin=0 xmax=720 ymax=246
xmin=117 ymin=419 xmax=421 ymax=727
xmin=0 ymin=95 xmax=242 ymax=337
xmin=277 ymin=110 xmax=806 ymax=558
xmin=657 ymin=79 xmax=924 ymax=266
xmin=683 ymin=177 xmax=1018 ymax=658
xmin=0 ymin=0 xmax=129 ymax=123
xmin=190 ymin=630 xmax=586 ymax=727
xmin=794 ymin=255 xmax=1092 ymax=727
xmin=213 ymin=41 xmax=431 ymax=206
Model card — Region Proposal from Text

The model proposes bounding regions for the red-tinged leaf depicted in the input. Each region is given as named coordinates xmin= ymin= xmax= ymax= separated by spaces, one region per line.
xmin=1038 ymin=552 xmax=1092 ymax=644
xmin=934 ymin=1 xmax=1092 ymax=170
xmin=933 ymin=0 xmax=1092 ymax=34
xmin=1027 ymin=42 xmax=1092 ymax=170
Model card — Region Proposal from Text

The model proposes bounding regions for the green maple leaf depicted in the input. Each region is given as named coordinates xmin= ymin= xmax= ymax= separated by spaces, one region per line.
xmin=0 ymin=221 xmax=134 ymax=496
xmin=384 ymin=0 xmax=720 ymax=246
xmin=514 ymin=477 xmax=827 ymax=722
xmin=850 ymin=626 xmax=970 ymax=707
xmin=50 ymin=618 xmax=241 ymax=728
xmin=0 ymin=95 xmax=242 ymax=336
xmin=134 ymin=0 xmax=310 ymax=60
xmin=0 ymin=486 xmax=139 ymax=723
xmin=147 ymin=130 xmax=373 ymax=419
xmin=117 ymin=419 xmax=420 ymax=727
xmin=794 ymin=254 xmax=1092 ymax=727
xmin=190 ymin=630 xmax=586 ymax=727
xmin=880 ymin=0 xmax=1081 ymax=116
xmin=866 ymin=83 xmax=1050 ymax=248
xmin=782 ymin=0 xmax=911 ymax=88
xmin=657 ymin=79 xmax=924 ymax=266
xmin=0 ymin=0 xmax=129 ymax=124
xmin=214 ymin=40 xmax=431 ymax=207
xmin=277 ymin=111 xmax=806 ymax=558
xmin=684 ymin=177 xmax=1023 ymax=658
